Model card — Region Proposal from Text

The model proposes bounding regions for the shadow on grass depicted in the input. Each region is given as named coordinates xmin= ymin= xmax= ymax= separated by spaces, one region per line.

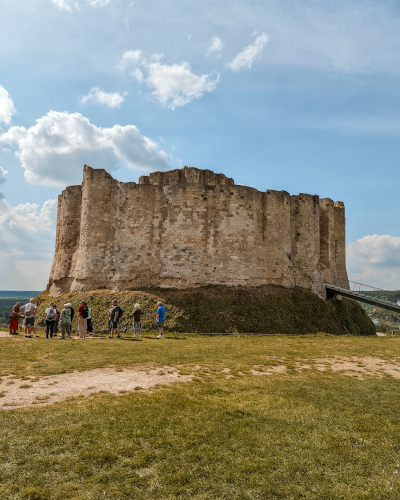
xmin=119 ymin=337 xmax=143 ymax=342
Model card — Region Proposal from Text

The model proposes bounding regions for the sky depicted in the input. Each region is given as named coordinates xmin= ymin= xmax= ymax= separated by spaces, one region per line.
xmin=0 ymin=0 xmax=399 ymax=291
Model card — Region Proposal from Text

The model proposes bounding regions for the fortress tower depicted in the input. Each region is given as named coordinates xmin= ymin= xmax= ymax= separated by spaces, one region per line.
xmin=48 ymin=165 xmax=349 ymax=297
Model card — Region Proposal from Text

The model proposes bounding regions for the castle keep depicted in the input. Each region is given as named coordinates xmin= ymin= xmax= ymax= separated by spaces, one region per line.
xmin=48 ymin=165 xmax=349 ymax=297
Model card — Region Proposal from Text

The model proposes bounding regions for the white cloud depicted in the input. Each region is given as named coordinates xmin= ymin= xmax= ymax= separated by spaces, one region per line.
xmin=227 ymin=33 xmax=269 ymax=71
xmin=0 ymin=85 xmax=17 ymax=125
xmin=0 ymin=260 xmax=52 ymax=290
xmin=51 ymin=0 xmax=77 ymax=12
xmin=0 ymin=167 xmax=7 ymax=186
xmin=1 ymin=148 xmax=11 ymax=153
xmin=0 ymin=110 xmax=169 ymax=188
xmin=0 ymin=199 xmax=57 ymax=233
xmin=118 ymin=50 xmax=144 ymax=71
xmin=102 ymin=125 xmax=169 ymax=171
xmin=119 ymin=51 xmax=219 ymax=109
xmin=131 ymin=69 xmax=144 ymax=82
xmin=146 ymin=60 xmax=219 ymax=109
xmin=347 ymin=235 xmax=400 ymax=290
xmin=86 ymin=0 xmax=112 ymax=6
xmin=0 ymin=197 xmax=57 ymax=290
xmin=208 ymin=37 xmax=223 ymax=56
xmin=348 ymin=235 xmax=400 ymax=268
xmin=81 ymin=87 xmax=126 ymax=108
xmin=51 ymin=0 xmax=111 ymax=11
xmin=0 ymin=166 xmax=7 ymax=201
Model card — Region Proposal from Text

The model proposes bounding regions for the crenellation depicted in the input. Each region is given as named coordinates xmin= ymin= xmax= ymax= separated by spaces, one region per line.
xmin=48 ymin=165 xmax=349 ymax=297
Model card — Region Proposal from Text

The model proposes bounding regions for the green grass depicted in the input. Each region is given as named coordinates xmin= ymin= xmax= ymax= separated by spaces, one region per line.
xmin=0 ymin=333 xmax=397 ymax=378
xmin=1 ymin=335 xmax=400 ymax=499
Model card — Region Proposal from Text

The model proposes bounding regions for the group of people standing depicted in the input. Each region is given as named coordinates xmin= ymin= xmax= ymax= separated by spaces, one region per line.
xmin=9 ymin=299 xmax=38 ymax=337
xmin=44 ymin=301 xmax=93 ymax=339
xmin=106 ymin=299 xmax=166 ymax=338
xmin=9 ymin=298 xmax=167 ymax=339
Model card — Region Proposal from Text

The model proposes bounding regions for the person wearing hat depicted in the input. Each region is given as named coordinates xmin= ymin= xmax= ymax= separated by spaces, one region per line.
xmin=53 ymin=303 xmax=60 ymax=335
xmin=68 ymin=303 xmax=75 ymax=323
xmin=60 ymin=303 xmax=72 ymax=339
xmin=77 ymin=300 xmax=89 ymax=339
xmin=45 ymin=302 xmax=57 ymax=339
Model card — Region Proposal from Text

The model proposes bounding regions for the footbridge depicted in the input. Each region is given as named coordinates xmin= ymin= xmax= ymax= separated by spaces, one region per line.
xmin=325 ymin=280 xmax=400 ymax=313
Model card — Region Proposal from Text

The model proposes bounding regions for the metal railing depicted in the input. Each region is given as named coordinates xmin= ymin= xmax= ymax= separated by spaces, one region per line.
xmin=348 ymin=280 xmax=385 ymax=293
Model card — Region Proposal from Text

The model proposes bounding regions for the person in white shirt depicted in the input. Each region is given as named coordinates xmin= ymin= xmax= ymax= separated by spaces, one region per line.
xmin=87 ymin=307 xmax=93 ymax=336
xmin=45 ymin=302 xmax=57 ymax=339
xmin=20 ymin=299 xmax=37 ymax=338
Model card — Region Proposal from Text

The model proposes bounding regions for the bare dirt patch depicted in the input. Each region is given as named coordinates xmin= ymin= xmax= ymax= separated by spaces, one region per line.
xmin=301 ymin=356 xmax=400 ymax=379
xmin=251 ymin=365 xmax=287 ymax=375
xmin=250 ymin=356 xmax=400 ymax=379
xmin=0 ymin=367 xmax=192 ymax=410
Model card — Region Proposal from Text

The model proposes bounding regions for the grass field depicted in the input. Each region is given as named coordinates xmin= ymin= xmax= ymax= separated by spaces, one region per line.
xmin=0 ymin=333 xmax=400 ymax=499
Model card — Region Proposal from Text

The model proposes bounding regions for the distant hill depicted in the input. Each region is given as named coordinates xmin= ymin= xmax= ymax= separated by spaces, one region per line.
xmin=0 ymin=292 xmax=42 ymax=323
xmin=0 ymin=291 xmax=42 ymax=298
xmin=358 ymin=290 xmax=400 ymax=324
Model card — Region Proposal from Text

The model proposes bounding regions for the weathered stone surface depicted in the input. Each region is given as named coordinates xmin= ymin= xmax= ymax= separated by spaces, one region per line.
xmin=48 ymin=165 xmax=349 ymax=297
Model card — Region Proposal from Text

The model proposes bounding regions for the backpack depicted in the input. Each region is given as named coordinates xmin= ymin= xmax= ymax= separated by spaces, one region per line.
xmin=118 ymin=307 xmax=123 ymax=318
xmin=47 ymin=308 xmax=56 ymax=320
xmin=82 ymin=306 xmax=89 ymax=319
xmin=24 ymin=303 xmax=34 ymax=317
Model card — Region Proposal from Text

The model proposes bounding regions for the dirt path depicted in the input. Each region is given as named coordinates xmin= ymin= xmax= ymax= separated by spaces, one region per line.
xmin=0 ymin=367 xmax=192 ymax=410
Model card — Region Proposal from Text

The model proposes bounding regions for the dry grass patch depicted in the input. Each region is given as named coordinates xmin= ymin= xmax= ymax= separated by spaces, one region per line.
xmin=0 ymin=367 xmax=192 ymax=410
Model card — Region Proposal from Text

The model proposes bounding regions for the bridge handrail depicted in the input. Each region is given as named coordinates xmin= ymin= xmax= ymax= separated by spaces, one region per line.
xmin=325 ymin=284 xmax=400 ymax=313
xmin=348 ymin=280 xmax=385 ymax=292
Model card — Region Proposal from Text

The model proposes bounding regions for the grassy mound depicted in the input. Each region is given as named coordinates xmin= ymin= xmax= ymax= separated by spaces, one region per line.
xmin=33 ymin=285 xmax=375 ymax=335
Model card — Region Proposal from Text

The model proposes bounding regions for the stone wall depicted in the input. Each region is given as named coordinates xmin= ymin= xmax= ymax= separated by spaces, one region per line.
xmin=48 ymin=165 xmax=349 ymax=297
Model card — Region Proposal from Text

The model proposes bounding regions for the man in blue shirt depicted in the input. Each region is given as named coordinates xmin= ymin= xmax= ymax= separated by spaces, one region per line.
xmin=156 ymin=301 xmax=166 ymax=338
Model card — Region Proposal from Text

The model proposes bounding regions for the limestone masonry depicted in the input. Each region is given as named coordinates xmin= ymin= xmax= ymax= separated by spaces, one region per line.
xmin=48 ymin=165 xmax=349 ymax=297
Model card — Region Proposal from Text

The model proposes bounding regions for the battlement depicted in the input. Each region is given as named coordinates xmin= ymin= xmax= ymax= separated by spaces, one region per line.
xmin=48 ymin=165 xmax=349 ymax=297
xmin=138 ymin=167 xmax=234 ymax=187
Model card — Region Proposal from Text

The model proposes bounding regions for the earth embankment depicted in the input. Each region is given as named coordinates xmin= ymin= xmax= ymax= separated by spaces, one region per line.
xmin=34 ymin=285 xmax=375 ymax=335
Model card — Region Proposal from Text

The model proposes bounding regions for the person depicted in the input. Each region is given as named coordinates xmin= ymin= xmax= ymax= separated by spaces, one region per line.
xmin=9 ymin=302 xmax=21 ymax=335
xmin=20 ymin=299 xmax=37 ymax=338
xmin=68 ymin=303 xmax=75 ymax=322
xmin=53 ymin=303 xmax=60 ymax=334
xmin=60 ymin=304 xmax=71 ymax=339
xmin=132 ymin=303 xmax=142 ymax=337
xmin=77 ymin=300 xmax=88 ymax=339
xmin=45 ymin=302 xmax=57 ymax=339
xmin=108 ymin=306 xmax=113 ymax=336
xmin=156 ymin=301 xmax=166 ymax=338
xmin=87 ymin=305 xmax=93 ymax=336
xmin=68 ymin=303 xmax=75 ymax=336
xmin=109 ymin=299 xmax=121 ymax=339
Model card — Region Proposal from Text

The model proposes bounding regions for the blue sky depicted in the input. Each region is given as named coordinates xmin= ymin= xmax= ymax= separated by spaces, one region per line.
xmin=0 ymin=0 xmax=399 ymax=290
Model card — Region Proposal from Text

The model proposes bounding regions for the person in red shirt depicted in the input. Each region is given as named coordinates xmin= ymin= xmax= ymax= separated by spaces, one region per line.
xmin=77 ymin=300 xmax=88 ymax=339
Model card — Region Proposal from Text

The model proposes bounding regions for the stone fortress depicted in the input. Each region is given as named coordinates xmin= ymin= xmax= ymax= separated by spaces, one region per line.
xmin=48 ymin=165 xmax=349 ymax=298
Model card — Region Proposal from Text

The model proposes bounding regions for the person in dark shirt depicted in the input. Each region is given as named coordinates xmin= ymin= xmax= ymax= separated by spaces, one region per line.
xmin=109 ymin=299 xmax=121 ymax=339
xmin=132 ymin=303 xmax=142 ymax=337
xmin=68 ymin=304 xmax=75 ymax=322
